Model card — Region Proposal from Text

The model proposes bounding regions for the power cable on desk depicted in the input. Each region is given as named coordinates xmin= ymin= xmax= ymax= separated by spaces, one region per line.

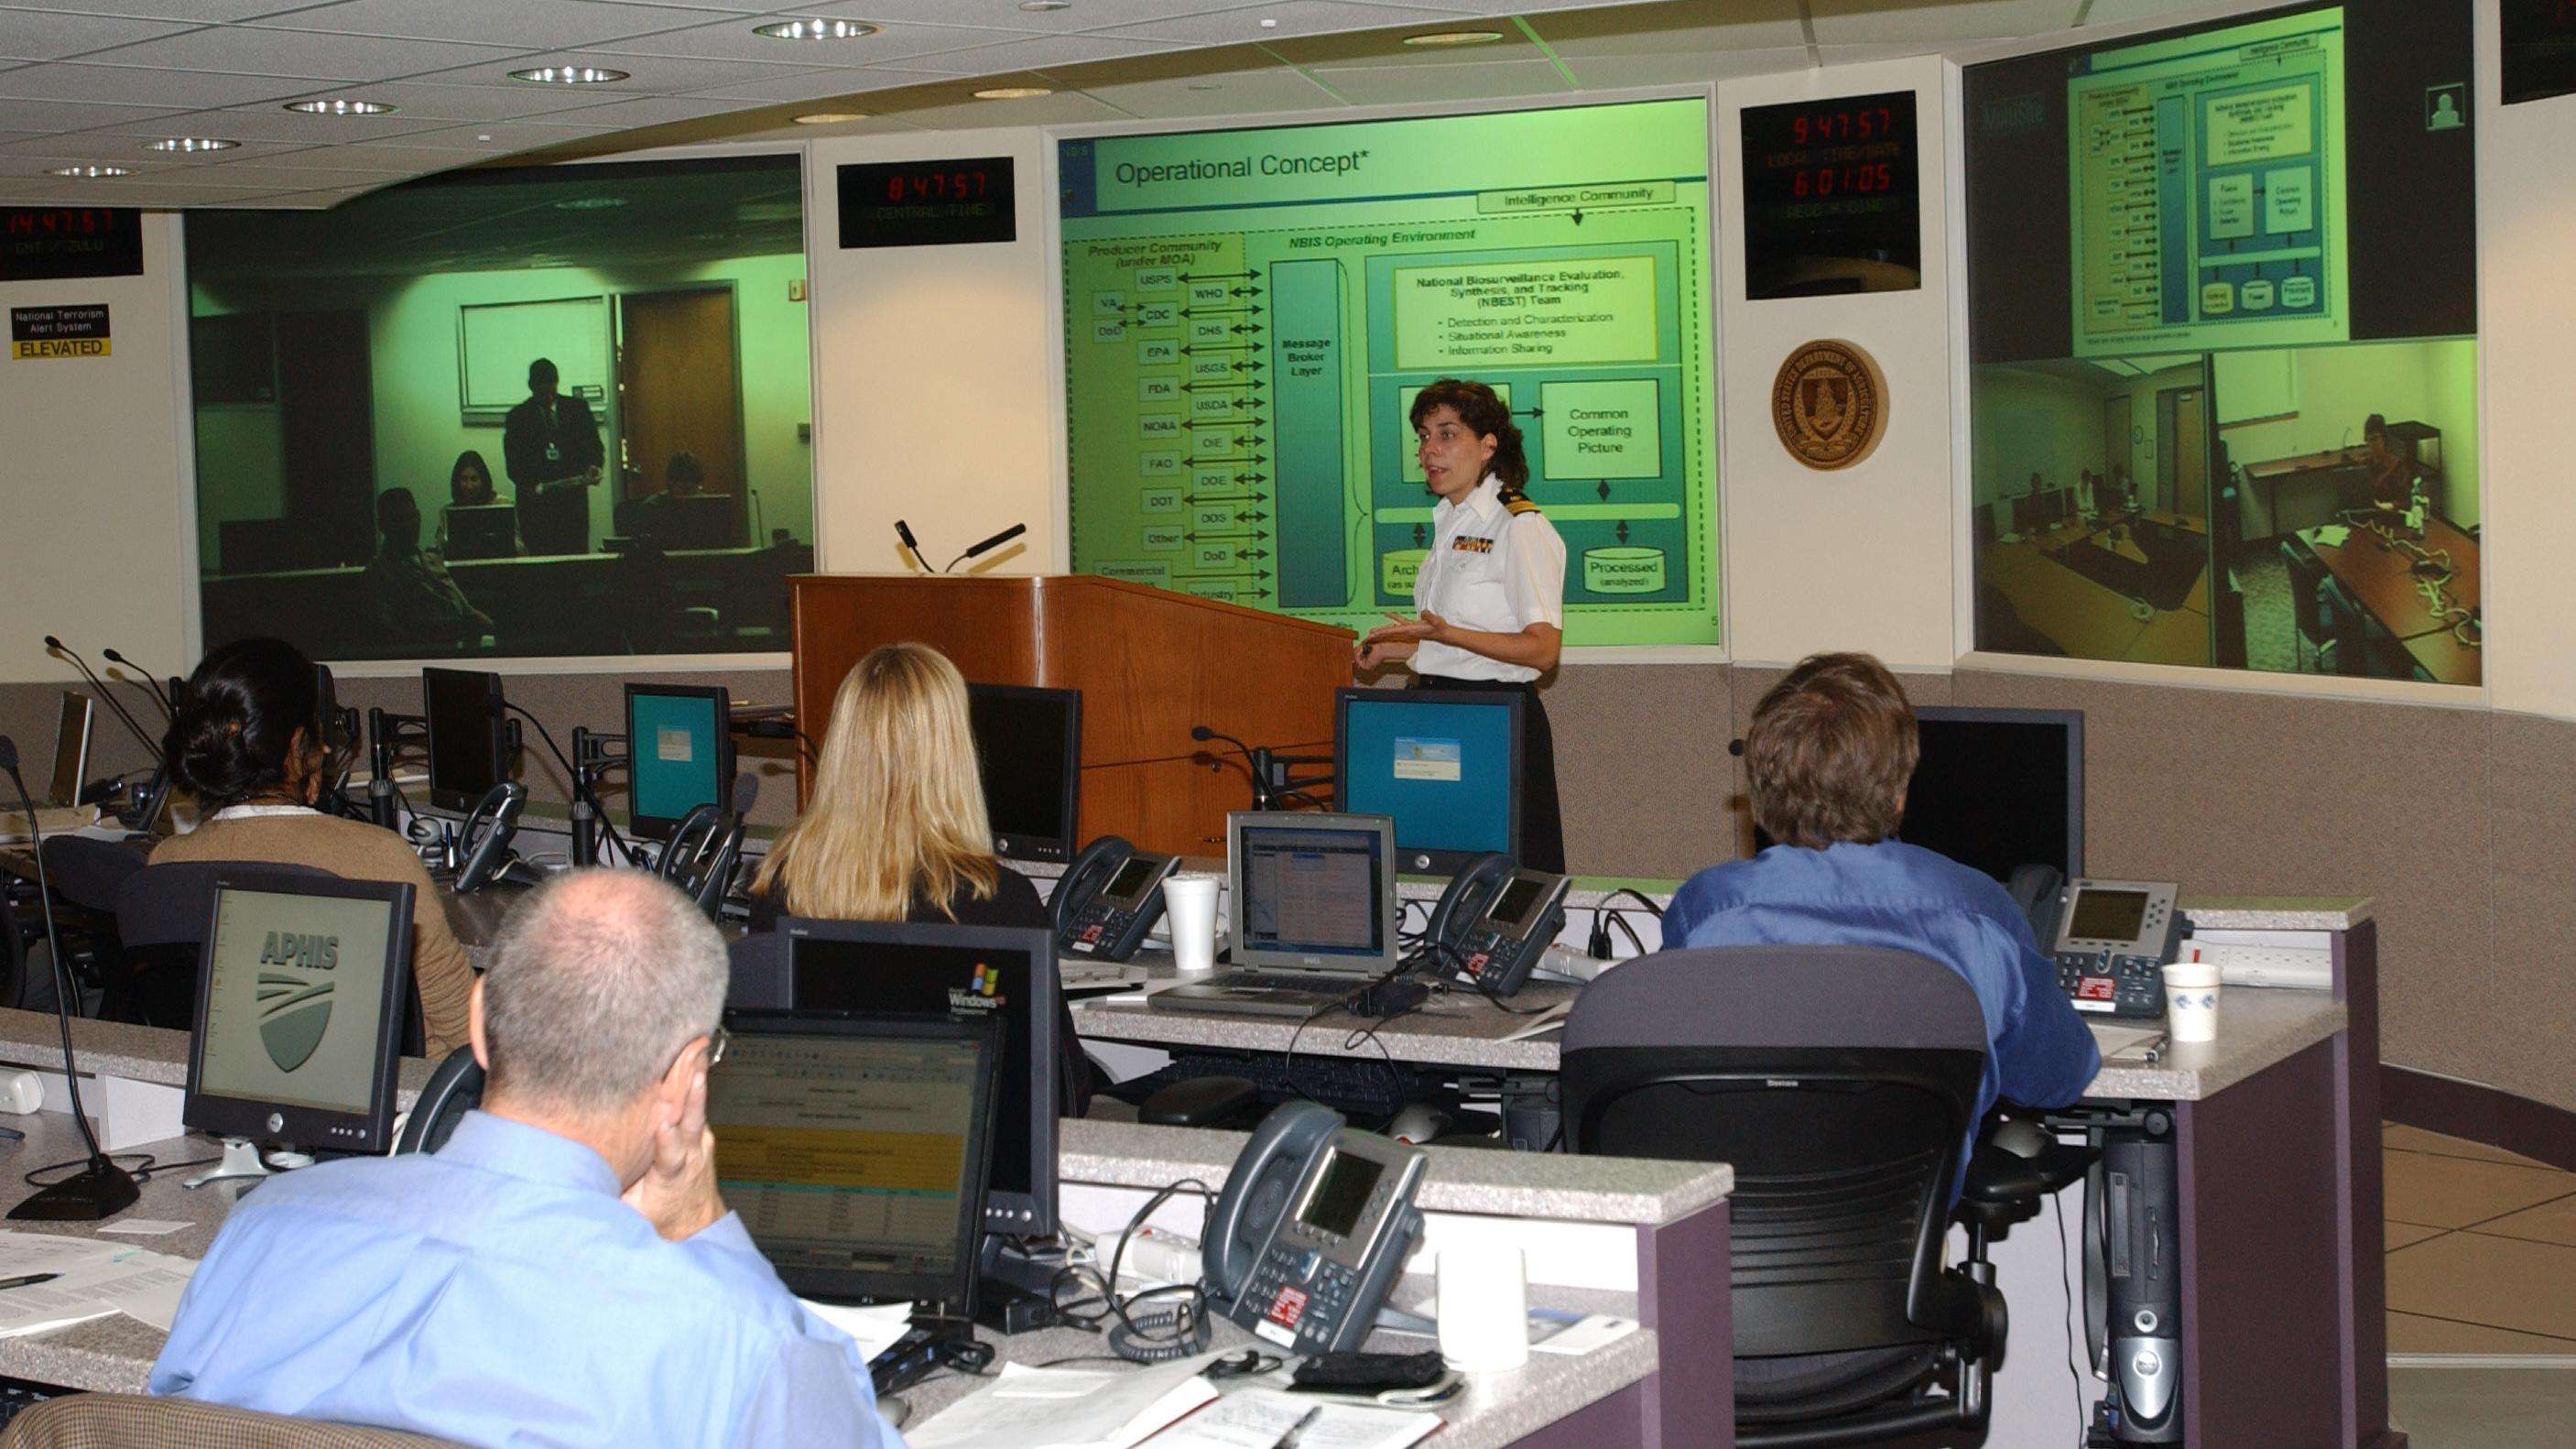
xmin=502 ymin=703 xmax=634 ymax=864
xmin=1046 ymin=1178 xmax=1215 ymax=1364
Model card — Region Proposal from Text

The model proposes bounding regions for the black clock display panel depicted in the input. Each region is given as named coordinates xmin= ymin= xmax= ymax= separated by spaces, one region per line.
xmin=837 ymin=158 xmax=1016 ymax=248
xmin=1740 ymin=91 xmax=1921 ymax=300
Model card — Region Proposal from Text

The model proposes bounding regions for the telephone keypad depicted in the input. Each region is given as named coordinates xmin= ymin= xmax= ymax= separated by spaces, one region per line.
xmin=2056 ymin=950 xmax=2166 ymax=1019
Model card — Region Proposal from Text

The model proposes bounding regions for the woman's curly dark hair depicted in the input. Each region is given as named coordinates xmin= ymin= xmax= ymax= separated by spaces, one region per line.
xmin=166 ymin=637 xmax=322 ymax=811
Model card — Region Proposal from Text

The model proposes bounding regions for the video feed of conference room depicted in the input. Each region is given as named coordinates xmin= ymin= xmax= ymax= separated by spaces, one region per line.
xmin=1962 ymin=3 xmax=2481 ymax=686
xmin=185 ymin=156 xmax=817 ymax=661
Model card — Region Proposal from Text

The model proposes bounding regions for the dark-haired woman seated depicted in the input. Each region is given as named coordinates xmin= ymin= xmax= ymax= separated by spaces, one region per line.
xmin=149 ymin=637 xmax=473 ymax=1055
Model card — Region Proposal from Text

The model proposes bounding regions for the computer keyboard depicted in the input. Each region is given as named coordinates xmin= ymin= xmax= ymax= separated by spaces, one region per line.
xmin=1116 ymin=1051 xmax=1423 ymax=1121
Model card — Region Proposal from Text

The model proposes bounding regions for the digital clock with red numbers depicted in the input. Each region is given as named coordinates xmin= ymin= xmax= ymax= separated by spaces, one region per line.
xmin=0 ymin=206 xmax=144 ymax=282
xmin=837 ymin=157 xmax=1016 ymax=248
xmin=1739 ymin=91 xmax=1921 ymax=300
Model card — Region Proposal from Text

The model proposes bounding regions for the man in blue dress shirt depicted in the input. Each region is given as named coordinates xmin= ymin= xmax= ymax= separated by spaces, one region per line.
xmin=152 ymin=869 xmax=901 ymax=1449
xmin=1665 ymin=652 xmax=2100 ymax=1188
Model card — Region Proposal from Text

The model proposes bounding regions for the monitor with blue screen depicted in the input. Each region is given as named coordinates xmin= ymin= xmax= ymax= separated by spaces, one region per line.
xmin=1333 ymin=688 xmax=1522 ymax=874
xmin=625 ymin=682 xmax=734 ymax=842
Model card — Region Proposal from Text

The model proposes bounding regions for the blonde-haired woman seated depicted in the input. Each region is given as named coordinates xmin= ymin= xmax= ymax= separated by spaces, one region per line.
xmin=748 ymin=641 xmax=1092 ymax=1113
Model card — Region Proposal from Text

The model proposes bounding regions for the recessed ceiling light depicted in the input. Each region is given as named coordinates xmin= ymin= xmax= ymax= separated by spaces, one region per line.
xmin=1019 ymin=0 xmax=1072 ymax=10
xmin=792 ymin=112 xmax=869 ymax=125
xmin=1402 ymin=30 xmax=1506 ymax=47
xmin=508 ymin=65 xmax=629 ymax=85
xmin=144 ymin=136 xmax=238 ymax=153
xmin=754 ymin=18 xmax=879 ymax=41
xmin=47 ymin=165 xmax=132 ymax=179
xmin=287 ymin=98 xmax=397 ymax=115
xmin=973 ymin=86 xmax=1053 ymax=100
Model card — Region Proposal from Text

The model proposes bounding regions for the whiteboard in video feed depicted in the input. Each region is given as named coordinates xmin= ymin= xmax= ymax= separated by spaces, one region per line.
xmin=457 ymin=296 xmax=609 ymax=415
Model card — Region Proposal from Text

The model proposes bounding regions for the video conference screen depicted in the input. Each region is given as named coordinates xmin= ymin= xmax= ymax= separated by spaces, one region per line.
xmin=185 ymin=155 xmax=816 ymax=662
xmin=1963 ymin=3 xmax=2480 ymax=687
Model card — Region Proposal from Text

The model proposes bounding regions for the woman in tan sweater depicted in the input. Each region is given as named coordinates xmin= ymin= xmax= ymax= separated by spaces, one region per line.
xmin=151 ymin=637 xmax=473 ymax=1056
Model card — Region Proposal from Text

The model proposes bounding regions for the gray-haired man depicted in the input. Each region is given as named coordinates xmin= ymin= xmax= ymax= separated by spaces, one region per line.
xmin=153 ymin=869 xmax=902 ymax=1449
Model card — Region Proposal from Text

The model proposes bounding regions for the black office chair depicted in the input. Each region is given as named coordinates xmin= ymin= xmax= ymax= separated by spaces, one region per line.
xmin=397 ymin=1046 xmax=484 ymax=1155
xmin=112 ymin=861 xmax=427 ymax=1054
xmin=1563 ymin=946 xmax=2089 ymax=1448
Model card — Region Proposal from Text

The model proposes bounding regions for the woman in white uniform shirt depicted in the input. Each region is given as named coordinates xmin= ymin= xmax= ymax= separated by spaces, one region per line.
xmin=1358 ymin=378 xmax=1569 ymax=870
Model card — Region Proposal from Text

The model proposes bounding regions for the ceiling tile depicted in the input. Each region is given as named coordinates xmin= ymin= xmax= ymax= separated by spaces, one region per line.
xmin=158 ymin=159 xmax=410 ymax=187
xmin=576 ymin=0 xmax=763 ymax=10
xmin=876 ymin=85 xmax=1130 ymax=129
xmin=1532 ymin=0 xmax=1807 ymax=56
xmin=804 ymin=0 xmax=1200 ymax=27
xmin=246 ymin=0 xmax=722 ymax=48
xmin=187 ymin=140 xmax=420 ymax=170
xmin=2081 ymin=0 xmax=2230 ymax=26
xmin=298 ymin=79 xmax=633 ymax=121
xmin=76 ymin=177 xmax=301 ymax=202
xmin=0 ymin=10 xmax=194 ymax=62
xmin=1090 ymin=3 xmax=1476 ymax=47
xmin=0 ymin=62 xmax=318 ymax=109
xmin=0 ymin=2 xmax=319 ymax=19
xmin=1266 ymin=19 xmax=1538 ymax=68
xmin=594 ymin=13 xmax=1033 ymax=67
xmin=415 ymin=49 xmax=826 ymax=93
xmin=680 ymin=65 xmax=947 ymax=104
xmin=4 ymin=134 xmax=321 ymax=166
xmin=91 ymin=104 xmax=462 ymax=141
xmin=888 ymin=32 xmax=1193 ymax=75
xmin=1306 ymin=56 xmax=1574 ymax=104
xmin=365 ymin=116 xmax=625 ymax=151
xmin=544 ymin=93 xmax=753 ymax=127
xmin=79 ymin=27 xmax=528 ymax=81
xmin=1074 ymin=66 xmax=1345 ymax=120
xmin=1808 ymin=0 xmax=2080 ymax=47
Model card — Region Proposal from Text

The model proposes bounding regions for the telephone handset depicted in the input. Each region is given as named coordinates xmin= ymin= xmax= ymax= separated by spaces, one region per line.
xmin=453 ymin=781 xmax=527 ymax=894
xmin=1420 ymin=852 xmax=1571 ymax=998
xmin=1053 ymin=834 xmax=1179 ymax=961
xmin=658 ymin=802 xmax=746 ymax=918
xmin=2050 ymin=877 xmax=2186 ymax=1019
xmin=1204 ymin=1101 xmax=1427 ymax=1355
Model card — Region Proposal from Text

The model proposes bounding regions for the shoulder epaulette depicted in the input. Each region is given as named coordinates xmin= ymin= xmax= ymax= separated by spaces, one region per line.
xmin=1501 ymin=491 xmax=1542 ymax=517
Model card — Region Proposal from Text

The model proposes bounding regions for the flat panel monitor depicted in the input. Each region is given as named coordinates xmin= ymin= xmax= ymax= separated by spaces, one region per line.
xmin=1333 ymin=688 xmax=1521 ymax=875
xmin=440 ymin=504 xmax=519 ymax=561
xmin=710 ymin=1011 xmax=1001 ymax=1313
xmin=964 ymin=683 xmax=1081 ymax=864
xmin=1750 ymin=707 xmax=2083 ymax=883
xmin=625 ymin=682 xmax=734 ymax=842
xmin=422 ymin=667 xmax=508 ymax=812
xmin=768 ymin=920 xmax=1061 ymax=1237
xmin=182 ymin=871 xmax=414 ymax=1155
xmin=48 ymin=692 xmax=92 ymax=809
xmin=1226 ymin=811 xmax=1400 ymax=975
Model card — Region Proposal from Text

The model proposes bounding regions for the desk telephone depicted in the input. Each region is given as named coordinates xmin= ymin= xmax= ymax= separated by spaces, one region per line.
xmin=452 ymin=782 xmax=530 ymax=893
xmin=1420 ymin=853 xmax=1570 ymax=998
xmin=2051 ymin=878 xmax=2185 ymax=1019
xmin=1205 ymin=1101 xmax=1427 ymax=1354
xmin=1053 ymin=834 xmax=1179 ymax=961
xmin=658 ymin=802 xmax=745 ymax=915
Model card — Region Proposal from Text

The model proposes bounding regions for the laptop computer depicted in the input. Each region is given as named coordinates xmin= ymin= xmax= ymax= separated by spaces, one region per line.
xmin=441 ymin=504 xmax=519 ymax=561
xmin=1149 ymin=812 xmax=1401 ymax=1018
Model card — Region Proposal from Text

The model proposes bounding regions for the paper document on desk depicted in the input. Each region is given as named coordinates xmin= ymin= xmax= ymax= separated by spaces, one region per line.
xmin=0 ymin=1234 xmax=197 ymax=1336
xmin=2304 ymin=525 xmax=2352 ymax=549
xmin=1148 ymin=1389 xmax=1437 ymax=1449
xmin=0 ymin=804 xmax=100 ymax=844
xmin=797 ymin=1298 xmax=914 ymax=1359
xmin=1500 ymin=1003 xmax=1572 ymax=1042
xmin=905 ymin=1352 xmax=1222 ymax=1449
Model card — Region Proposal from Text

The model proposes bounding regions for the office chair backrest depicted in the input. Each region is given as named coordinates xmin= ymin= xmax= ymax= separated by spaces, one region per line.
xmin=35 ymin=838 xmax=145 ymax=916
xmin=111 ymin=861 xmax=422 ymax=1054
xmin=1562 ymin=946 xmax=1988 ymax=1358
xmin=397 ymin=1046 xmax=484 ymax=1155
xmin=0 ymin=1390 xmax=468 ymax=1447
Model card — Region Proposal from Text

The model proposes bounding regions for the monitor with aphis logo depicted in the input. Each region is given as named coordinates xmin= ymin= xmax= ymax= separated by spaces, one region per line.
xmin=183 ymin=871 xmax=415 ymax=1155
xmin=963 ymin=683 xmax=1081 ymax=864
xmin=745 ymin=920 xmax=1061 ymax=1237
xmin=710 ymin=1012 xmax=1001 ymax=1313
xmin=1333 ymin=689 xmax=1521 ymax=874
xmin=625 ymin=682 xmax=734 ymax=842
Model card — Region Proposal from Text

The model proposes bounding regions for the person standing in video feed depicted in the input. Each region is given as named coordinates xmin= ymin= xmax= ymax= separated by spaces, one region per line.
xmin=504 ymin=358 xmax=603 ymax=556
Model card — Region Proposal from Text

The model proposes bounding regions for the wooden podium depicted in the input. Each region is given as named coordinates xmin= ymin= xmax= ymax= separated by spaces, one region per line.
xmin=787 ymin=573 xmax=1356 ymax=855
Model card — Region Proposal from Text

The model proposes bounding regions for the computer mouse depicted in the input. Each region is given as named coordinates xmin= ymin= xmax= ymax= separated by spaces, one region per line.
xmin=1384 ymin=1104 xmax=1448 ymax=1145
xmin=1992 ymin=1119 xmax=2051 ymax=1160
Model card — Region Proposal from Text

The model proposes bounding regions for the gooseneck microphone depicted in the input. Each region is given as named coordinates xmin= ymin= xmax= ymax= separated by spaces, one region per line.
xmin=0 ymin=736 xmax=140 ymax=1221
xmin=893 ymin=520 xmax=932 ymax=573
xmin=945 ymin=523 xmax=1028 ymax=573
xmin=99 ymin=648 xmax=174 ymax=723
xmin=1190 ymin=724 xmax=1275 ymax=811
xmin=41 ymin=637 xmax=160 ymax=766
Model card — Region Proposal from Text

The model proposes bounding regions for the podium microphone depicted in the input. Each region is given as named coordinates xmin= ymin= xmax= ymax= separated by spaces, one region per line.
xmin=0 ymin=736 xmax=140 ymax=1221
xmin=1190 ymin=724 xmax=1274 ymax=811
xmin=100 ymin=648 xmax=175 ymax=723
xmin=945 ymin=523 xmax=1027 ymax=573
xmin=893 ymin=519 xmax=932 ymax=573
xmin=41 ymin=637 xmax=160 ymax=766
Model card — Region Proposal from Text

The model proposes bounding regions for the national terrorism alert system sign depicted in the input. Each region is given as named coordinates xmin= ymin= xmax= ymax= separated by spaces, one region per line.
xmin=10 ymin=304 xmax=110 ymax=360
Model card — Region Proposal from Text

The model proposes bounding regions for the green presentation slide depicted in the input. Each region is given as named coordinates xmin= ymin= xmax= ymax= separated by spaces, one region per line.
xmin=2068 ymin=7 xmax=2347 ymax=357
xmin=1058 ymin=99 xmax=1718 ymax=647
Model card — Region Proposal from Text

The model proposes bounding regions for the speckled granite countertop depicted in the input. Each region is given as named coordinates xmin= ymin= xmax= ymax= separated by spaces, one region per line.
xmin=1063 ymin=1119 xmax=1728 ymax=1224
xmin=2174 ymin=897 xmax=2372 ymax=931
xmin=0 ymin=1010 xmax=440 ymax=1105
xmin=2081 ymin=989 xmax=2348 ymax=1101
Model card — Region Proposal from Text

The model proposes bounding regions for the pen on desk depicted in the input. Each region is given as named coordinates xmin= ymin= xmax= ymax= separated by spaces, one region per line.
xmin=1274 ymin=1405 xmax=1323 ymax=1449
xmin=0 ymin=1273 xmax=59 ymax=1291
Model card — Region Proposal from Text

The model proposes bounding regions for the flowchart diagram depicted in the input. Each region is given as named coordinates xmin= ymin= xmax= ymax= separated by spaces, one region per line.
xmin=1059 ymin=100 xmax=1718 ymax=648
